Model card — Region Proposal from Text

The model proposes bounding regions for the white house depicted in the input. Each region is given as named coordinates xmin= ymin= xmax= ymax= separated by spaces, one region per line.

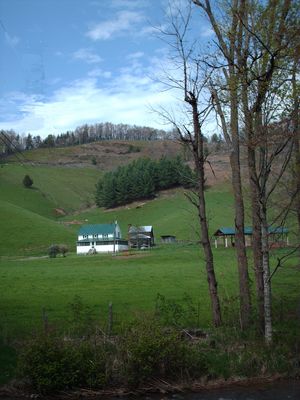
xmin=76 ymin=222 xmax=128 ymax=254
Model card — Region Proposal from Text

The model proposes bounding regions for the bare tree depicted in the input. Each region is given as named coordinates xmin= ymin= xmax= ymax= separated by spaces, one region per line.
xmin=157 ymin=5 xmax=222 ymax=327
xmin=194 ymin=0 xmax=296 ymax=342
xmin=192 ymin=0 xmax=251 ymax=329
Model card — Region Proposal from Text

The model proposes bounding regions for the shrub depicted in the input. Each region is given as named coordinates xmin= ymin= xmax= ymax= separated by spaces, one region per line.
xmin=58 ymin=244 xmax=68 ymax=257
xmin=18 ymin=335 xmax=82 ymax=393
xmin=48 ymin=244 xmax=60 ymax=258
xmin=48 ymin=244 xmax=68 ymax=258
xmin=120 ymin=318 xmax=197 ymax=386
xmin=22 ymin=174 xmax=33 ymax=188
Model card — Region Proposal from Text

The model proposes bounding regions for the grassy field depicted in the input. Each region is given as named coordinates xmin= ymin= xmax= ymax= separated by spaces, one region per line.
xmin=0 ymin=245 xmax=299 ymax=339
xmin=0 ymin=156 xmax=299 ymax=386
xmin=0 ymin=164 xmax=101 ymax=256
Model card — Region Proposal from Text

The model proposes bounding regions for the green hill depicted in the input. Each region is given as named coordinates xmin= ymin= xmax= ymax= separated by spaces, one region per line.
xmin=0 ymin=163 xmax=100 ymax=256
xmin=0 ymin=164 xmax=100 ymax=215
xmin=64 ymin=185 xmax=235 ymax=241
xmin=0 ymin=200 xmax=76 ymax=256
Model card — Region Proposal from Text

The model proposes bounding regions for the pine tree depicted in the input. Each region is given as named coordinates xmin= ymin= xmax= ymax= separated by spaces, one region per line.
xmin=23 ymin=174 xmax=33 ymax=188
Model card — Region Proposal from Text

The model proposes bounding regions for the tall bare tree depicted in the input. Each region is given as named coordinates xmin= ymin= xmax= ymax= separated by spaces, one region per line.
xmin=192 ymin=0 xmax=251 ymax=329
xmin=157 ymin=5 xmax=222 ymax=326
xmin=194 ymin=0 xmax=296 ymax=342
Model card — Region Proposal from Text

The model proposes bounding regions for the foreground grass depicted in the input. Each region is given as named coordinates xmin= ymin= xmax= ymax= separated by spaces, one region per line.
xmin=0 ymin=245 xmax=299 ymax=339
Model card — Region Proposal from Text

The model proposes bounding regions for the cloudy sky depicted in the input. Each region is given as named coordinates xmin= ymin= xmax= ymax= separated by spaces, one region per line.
xmin=0 ymin=0 xmax=213 ymax=138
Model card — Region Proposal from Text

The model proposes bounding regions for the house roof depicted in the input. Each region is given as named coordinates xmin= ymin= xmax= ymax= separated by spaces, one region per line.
xmin=78 ymin=224 xmax=117 ymax=236
xmin=214 ymin=226 xmax=288 ymax=236
xmin=128 ymin=225 xmax=153 ymax=233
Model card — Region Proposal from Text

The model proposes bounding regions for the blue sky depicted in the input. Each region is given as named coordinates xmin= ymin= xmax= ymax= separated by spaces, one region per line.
xmin=0 ymin=0 xmax=213 ymax=138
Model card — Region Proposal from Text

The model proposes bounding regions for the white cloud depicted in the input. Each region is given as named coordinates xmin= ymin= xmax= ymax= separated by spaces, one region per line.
xmin=5 ymin=32 xmax=19 ymax=47
xmin=73 ymin=48 xmax=102 ymax=64
xmin=86 ymin=10 xmax=144 ymax=40
xmin=127 ymin=51 xmax=144 ymax=60
xmin=200 ymin=27 xmax=214 ymax=38
xmin=111 ymin=0 xmax=148 ymax=8
xmin=0 ymin=68 xmax=175 ymax=136
xmin=88 ymin=68 xmax=112 ymax=78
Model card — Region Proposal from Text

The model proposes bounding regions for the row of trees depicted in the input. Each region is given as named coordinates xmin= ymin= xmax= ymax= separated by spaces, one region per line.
xmin=161 ymin=0 xmax=299 ymax=342
xmin=95 ymin=157 xmax=194 ymax=208
xmin=1 ymin=125 xmax=226 ymax=159
xmin=0 ymin=123 xmax=171 ymax=157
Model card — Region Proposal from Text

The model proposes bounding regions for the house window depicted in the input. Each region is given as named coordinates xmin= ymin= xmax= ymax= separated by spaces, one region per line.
xmin=94 ymin=234 xmax=97 ymax=238
xmin=83 ymin=234 xmax=88 ymax=239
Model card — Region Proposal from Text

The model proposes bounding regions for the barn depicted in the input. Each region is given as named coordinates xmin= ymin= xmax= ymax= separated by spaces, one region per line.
xmin=76 ymin=222 xmax=128 ymax=254
xmin=128 ymin=225 xmax=155 ymax=249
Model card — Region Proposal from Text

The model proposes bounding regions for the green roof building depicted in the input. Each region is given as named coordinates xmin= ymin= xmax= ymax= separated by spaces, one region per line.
xmin=77 ymin=222 xmax=128 ymax=254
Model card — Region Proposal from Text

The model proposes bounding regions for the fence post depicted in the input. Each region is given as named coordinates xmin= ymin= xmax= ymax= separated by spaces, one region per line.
xmin=108 ymin=302 xmax=113 ymax=336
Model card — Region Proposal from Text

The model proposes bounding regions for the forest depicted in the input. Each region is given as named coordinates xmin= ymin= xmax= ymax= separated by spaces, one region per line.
xmin=95 ymin=156 xmax=194 ymax=208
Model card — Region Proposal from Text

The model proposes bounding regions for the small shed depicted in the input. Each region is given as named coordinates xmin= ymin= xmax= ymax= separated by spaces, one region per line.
xmin=213 ymin=226 xmax=289 ymax=248
xmin=161 ymin=235 xmax=177 ymax=244
xmin=128 ymin=225 xmax=154 ymax=249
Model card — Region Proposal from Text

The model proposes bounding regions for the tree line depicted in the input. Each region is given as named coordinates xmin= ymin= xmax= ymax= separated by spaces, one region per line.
xmin=0 ymin=122 xmax=172 ymax=157
xmin=95 ymin=157 xmax=194 ymax=208
xmin=0 ymin=124 xmax=225 ymax=159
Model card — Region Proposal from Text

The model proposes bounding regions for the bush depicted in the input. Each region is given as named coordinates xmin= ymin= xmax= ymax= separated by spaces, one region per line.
xmin=22 ymin=174 xmax=33 ymax=188
xmin=120 ymin=318 xmax=196 ymax=386
xmin=18 ymin=335 xmax=82 ymax=393
xmin=48 ymin=244 xmax=60 ymax=258
xmin=58 ymin=244 xmax=68 ymax=257
xmin=18 ymin=335 xmax=112 ymax=393
xmin=48 ymin=244 xmax=68 ymax=258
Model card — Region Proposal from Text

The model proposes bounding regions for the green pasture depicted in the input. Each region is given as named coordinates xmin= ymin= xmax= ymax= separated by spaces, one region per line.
xmin=0 ymin=164 xmax=100 ymax=256
xmin=63 ymin=184 xmax=236 ymax=241
xmin=0 ymin=163 xmax=100 ymax=215
xmin=0 ymin=245 xmax=299 ymax=339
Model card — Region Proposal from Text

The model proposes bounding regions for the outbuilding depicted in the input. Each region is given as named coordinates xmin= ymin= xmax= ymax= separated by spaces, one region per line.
xmin=128 ymin=225 xmax=154 ymax=249
xmin=161 ymin=235 xmax=177 ymax=244
xmin=213 ymin=226 xmax=289 ymax=248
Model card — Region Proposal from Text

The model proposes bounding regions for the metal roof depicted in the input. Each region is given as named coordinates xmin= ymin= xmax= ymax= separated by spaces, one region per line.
xmin=128 ymin=225 xmax=153 ymax=233
xmin=214 ymin=226 xmax=288 ymax=236
xmin=78 ymin=224 xmax=117 ymax=236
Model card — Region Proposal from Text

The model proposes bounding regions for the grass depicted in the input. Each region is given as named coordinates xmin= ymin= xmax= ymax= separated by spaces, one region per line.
xmin=63 ymin=184 xmax=237 ymax=240
xmin=0 ymin=163 xmax=100 ymax=256
xmin=0 ymin=164 xmax=100 ymax=215
xmin=0 ymin=245 xmax=299 ymax=339
xmin=0 ymin=159 xmax=299 ymax=387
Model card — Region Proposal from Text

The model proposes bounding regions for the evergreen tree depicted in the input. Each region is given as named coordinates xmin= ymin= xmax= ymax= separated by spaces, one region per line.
xmin=23 ymin=174 xmax=33 ymax=188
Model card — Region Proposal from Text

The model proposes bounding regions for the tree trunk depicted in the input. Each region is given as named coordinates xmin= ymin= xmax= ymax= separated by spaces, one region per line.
xmin=241 ymin=74 xmax=265 ymax=332
xmin=248 ymin=147 xmax=265 ymax=332
xmin=192 ymin=101 xmax=222 ymax=327
xmin=260 ymin=202 xmax=272 ymax=343
xmin=292 ymin=62 xmax=300 ymax=246
xmin=229 ymin=76 xmax=251 ymax=329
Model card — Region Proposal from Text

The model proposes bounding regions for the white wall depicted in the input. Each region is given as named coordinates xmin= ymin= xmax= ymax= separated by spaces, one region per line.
xmin=77 ymin=243 xmax=128 ymax=254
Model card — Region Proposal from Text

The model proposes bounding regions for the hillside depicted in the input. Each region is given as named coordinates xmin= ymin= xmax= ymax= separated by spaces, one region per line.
xmin=4 ymin=140 xmax=182 ymax=169
xmin=0 ymin=140 xmax=234 ymax=256
xmin=1 ymin=140 xmax=296 ymax=256
xmin=4 ymin=139 xmax=232 ymax=186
